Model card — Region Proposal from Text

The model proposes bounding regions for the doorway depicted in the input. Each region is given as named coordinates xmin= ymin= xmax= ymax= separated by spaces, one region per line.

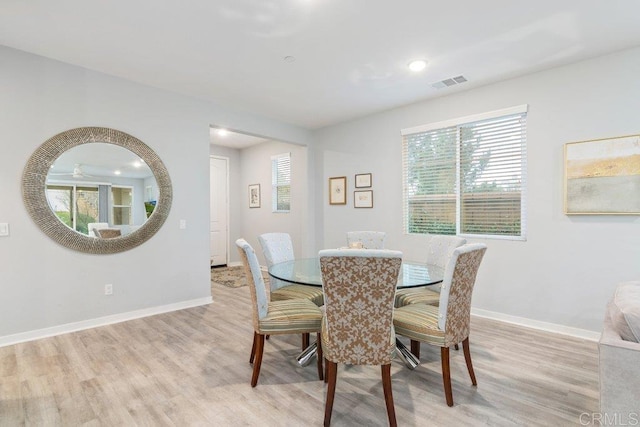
xmin=210 ymin=156 xmax=229 ymax=266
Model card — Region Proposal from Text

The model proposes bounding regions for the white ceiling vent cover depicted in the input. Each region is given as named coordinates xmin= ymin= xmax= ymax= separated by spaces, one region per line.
xmin=431 ymin=75 xmax=468 ymax=89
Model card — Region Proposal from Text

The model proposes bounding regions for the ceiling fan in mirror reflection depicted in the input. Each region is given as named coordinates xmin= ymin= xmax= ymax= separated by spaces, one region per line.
xmin=48 ymin=163 xmax=96 ymax=179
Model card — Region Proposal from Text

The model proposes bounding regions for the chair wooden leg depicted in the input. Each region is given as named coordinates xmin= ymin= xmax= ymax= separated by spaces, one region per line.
xmin=441 ymin=347 xmax=453 ymax=407
xmin=381 ymin=364 xmax=397 ymax=427
xmin=302 ymin=333 xmax=310 ymax=351
xmin=324 ymin=361 xmax=338 ymax=426
xmin=462 ymin=337 xmax=477 ymax=386
xmin=316 ymin=333 xmax=324 ymax=381
xmin=324 ymin=357 xmax=328 ymax=383
xmin=251 ymin=334 xmax=265 ymax=387
xmin=249 ymin=332 xmax=257 ymax=364
xmin=410 ymin=340 xmax=420 ymax=358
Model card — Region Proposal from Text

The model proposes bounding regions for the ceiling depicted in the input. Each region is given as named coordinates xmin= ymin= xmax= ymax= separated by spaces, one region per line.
xmin=209 ymin=128 xmax=270 ymax=149
xmin=48 ymin=143 xmax=153 ymax=180
xmin=2 ymin=1 xmax=640 ymax=129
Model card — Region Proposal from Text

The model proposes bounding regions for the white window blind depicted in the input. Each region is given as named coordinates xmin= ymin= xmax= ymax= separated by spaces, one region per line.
xmin=402 ymin=106 xmax=527 ymax=239
xmin=271 ymin=153 xmax=291 ymax=212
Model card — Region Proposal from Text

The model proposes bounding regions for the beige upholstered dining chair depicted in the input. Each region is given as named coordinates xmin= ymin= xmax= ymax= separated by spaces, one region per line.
xmin=236 ymin=239 xmax=324 ymax=387
xmin=346 ymin=231 xmax=386 ymax=249
xmin=319 ymin=249 xmax=402 ymax=427
xmin=394 ymin=235 xmax=466 ymax=308
xmin=393 ymin=243 xmax=487 ymax=406
xmin=87 ymin=222 xmax=109 ymax=237
xmin=259 ymin=233 xmax=324 ymax=307
xmin=95 ymin=228 xmax=121 ymax=238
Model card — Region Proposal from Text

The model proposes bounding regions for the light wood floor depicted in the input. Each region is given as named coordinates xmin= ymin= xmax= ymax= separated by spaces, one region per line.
xmin=0 ymin=280 xmax=599 ymax=426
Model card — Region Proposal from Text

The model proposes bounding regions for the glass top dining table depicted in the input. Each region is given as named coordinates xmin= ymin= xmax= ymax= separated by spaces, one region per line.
xmin=269 ymin=257 xmax=443 ymax=370
xmin=268 ymin=258 xmax=445 ymax=289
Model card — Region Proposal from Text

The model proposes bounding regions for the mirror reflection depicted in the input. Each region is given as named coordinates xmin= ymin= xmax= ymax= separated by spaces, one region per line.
xmin=46 ymin=143 xmax=159 ymax=238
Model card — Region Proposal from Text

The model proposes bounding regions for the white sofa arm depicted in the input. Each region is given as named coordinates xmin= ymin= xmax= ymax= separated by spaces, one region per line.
xmin=599 ymin=310 xmax=640 ymax=422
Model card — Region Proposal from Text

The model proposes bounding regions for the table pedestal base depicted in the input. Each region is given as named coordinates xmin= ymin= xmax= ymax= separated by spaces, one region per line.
xmin=297 ymin=341 xmax=318 ymax=367
xmin=296 ymin=339 xmax=420 ymax=370
xmin=395 ymin=338 xmax=420 ymax=370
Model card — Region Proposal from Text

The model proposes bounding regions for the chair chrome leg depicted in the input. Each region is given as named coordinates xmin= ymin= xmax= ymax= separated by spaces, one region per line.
xmin=297 ymin=341 xmax=318 ymax=367
xmin=395 ymin=338 xmax=420 ymax=370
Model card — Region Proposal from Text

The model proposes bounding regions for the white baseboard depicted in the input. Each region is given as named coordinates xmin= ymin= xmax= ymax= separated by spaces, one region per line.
xmin=0 ymin=297 xmax=213 ymax=348
xmin=227 ymin=261 xmax=242 ymax=267
xmin=472 ymin=307 xmax=601 ymax=341
xmin=1 ymin=297 xmax=600 ymax=348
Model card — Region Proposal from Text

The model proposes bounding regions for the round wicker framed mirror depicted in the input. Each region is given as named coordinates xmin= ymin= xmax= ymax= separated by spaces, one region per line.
xmin=22 ymin=127 xmax=172 ymax=254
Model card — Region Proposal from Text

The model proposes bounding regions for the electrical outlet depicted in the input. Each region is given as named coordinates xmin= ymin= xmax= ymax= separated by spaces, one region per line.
xmin=179 ymin=219 xmax=187 ymax=229
xmin=105 ymin=284 xmax=113 ymax=295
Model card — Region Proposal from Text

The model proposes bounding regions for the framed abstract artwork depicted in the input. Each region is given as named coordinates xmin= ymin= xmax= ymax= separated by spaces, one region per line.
xmin=564 ymin=134 xmax=640 ymax=214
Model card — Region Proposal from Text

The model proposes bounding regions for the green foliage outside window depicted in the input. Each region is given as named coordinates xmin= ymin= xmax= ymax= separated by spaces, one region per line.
xmin=404 ymin=112 xmax=525 ymax=237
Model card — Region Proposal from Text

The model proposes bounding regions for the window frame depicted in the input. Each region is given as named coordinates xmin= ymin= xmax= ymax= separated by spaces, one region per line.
xmin=271 ymin=152 xmax=291 ymax=213
xmin=111 ymin=185 xmax=134 ymax=226
xmin=401 ymin=105 xmax=527 ymax=241
xmin=45 ymin=183 xmax=100 ymax=235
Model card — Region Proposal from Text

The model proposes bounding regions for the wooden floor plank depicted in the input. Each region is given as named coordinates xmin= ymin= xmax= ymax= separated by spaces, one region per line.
xmin=0 ymin=280 xmax=599 ymax=426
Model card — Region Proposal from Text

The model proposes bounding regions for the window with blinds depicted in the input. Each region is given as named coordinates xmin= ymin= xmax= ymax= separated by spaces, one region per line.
xmin=271 ymin=153 xmax=291 ymax=212
xmin=402 ymin=105 xmax=527 ymax=239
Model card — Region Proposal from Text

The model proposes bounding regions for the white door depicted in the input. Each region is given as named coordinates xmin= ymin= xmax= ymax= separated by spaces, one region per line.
xmin=210 ymin=156 xmax=228 ymax=266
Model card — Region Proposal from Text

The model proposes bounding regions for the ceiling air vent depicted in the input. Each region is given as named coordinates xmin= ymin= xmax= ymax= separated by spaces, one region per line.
xmin=431 ymin=75 xmax=467 ymax=90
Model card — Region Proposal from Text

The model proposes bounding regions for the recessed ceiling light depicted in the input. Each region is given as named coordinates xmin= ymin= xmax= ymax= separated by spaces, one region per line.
xmin=133 ymin=161 xmax=142 ymax=168
xmin=114 ymin=170 xmax=121 ymax=175
xmin=408 ymin=59 xmax=428 ymax=72
xmin=217 ymin=129 xmax=228 ymax=137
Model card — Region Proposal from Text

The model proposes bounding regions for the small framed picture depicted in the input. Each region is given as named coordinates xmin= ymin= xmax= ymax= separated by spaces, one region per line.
xmin=354 ymin=190 xmax=373 ymax=208
xmin=329 ymin=176 xmax=347 ymax=205
xmin=248 ymin=184 xmax=261 ymax=208
xmin=355 ymin=173 xmax=372 ymax=188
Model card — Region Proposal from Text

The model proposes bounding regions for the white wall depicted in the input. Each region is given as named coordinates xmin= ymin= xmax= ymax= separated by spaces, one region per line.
xmin=0 ymin=45 xmax=311 ymax=341
xmin=238 ymin=141 xmax=313 ymax=264
xmin=210 ymin=139 xmax=315 ymax=266
xmin=312 ymin=47 xmax=640 ymax=333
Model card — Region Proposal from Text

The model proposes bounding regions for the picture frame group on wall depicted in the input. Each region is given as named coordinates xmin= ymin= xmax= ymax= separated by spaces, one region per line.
xmin=248 ymin=184 xmax=261 ymax=208
xmin=329 ymin=176 xmax=347 ymax=205
xmin=564 ymin=134 xmax=640 ymax=215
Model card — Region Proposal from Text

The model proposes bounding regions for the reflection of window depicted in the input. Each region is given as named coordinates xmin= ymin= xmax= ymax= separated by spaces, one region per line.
xmin=46 ymin=184 xmax=99 ymax=235
xmin=402 ymin=105 xmax=527 ymax=239
xmin=271 ymin=153 xmax=291 ymax=213
xmin=111 ymin=186 xmax=133 ymax=225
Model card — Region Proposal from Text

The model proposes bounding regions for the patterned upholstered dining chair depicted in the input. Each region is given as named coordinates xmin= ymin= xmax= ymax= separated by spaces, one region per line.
xmin=393 ymin=243 xmax=487 ymax=406
xmin=394 ymin=235 xmax=466 ymax=308
xmin=236 ymin=239 xmax=324 ymax=387
xmin=346 ymin=231 xmax=386 ymax=249
xmin=259 ymin=233 xmax=324 ymax=307
xmin=319 ymin=249 xmax=402 ymax=427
